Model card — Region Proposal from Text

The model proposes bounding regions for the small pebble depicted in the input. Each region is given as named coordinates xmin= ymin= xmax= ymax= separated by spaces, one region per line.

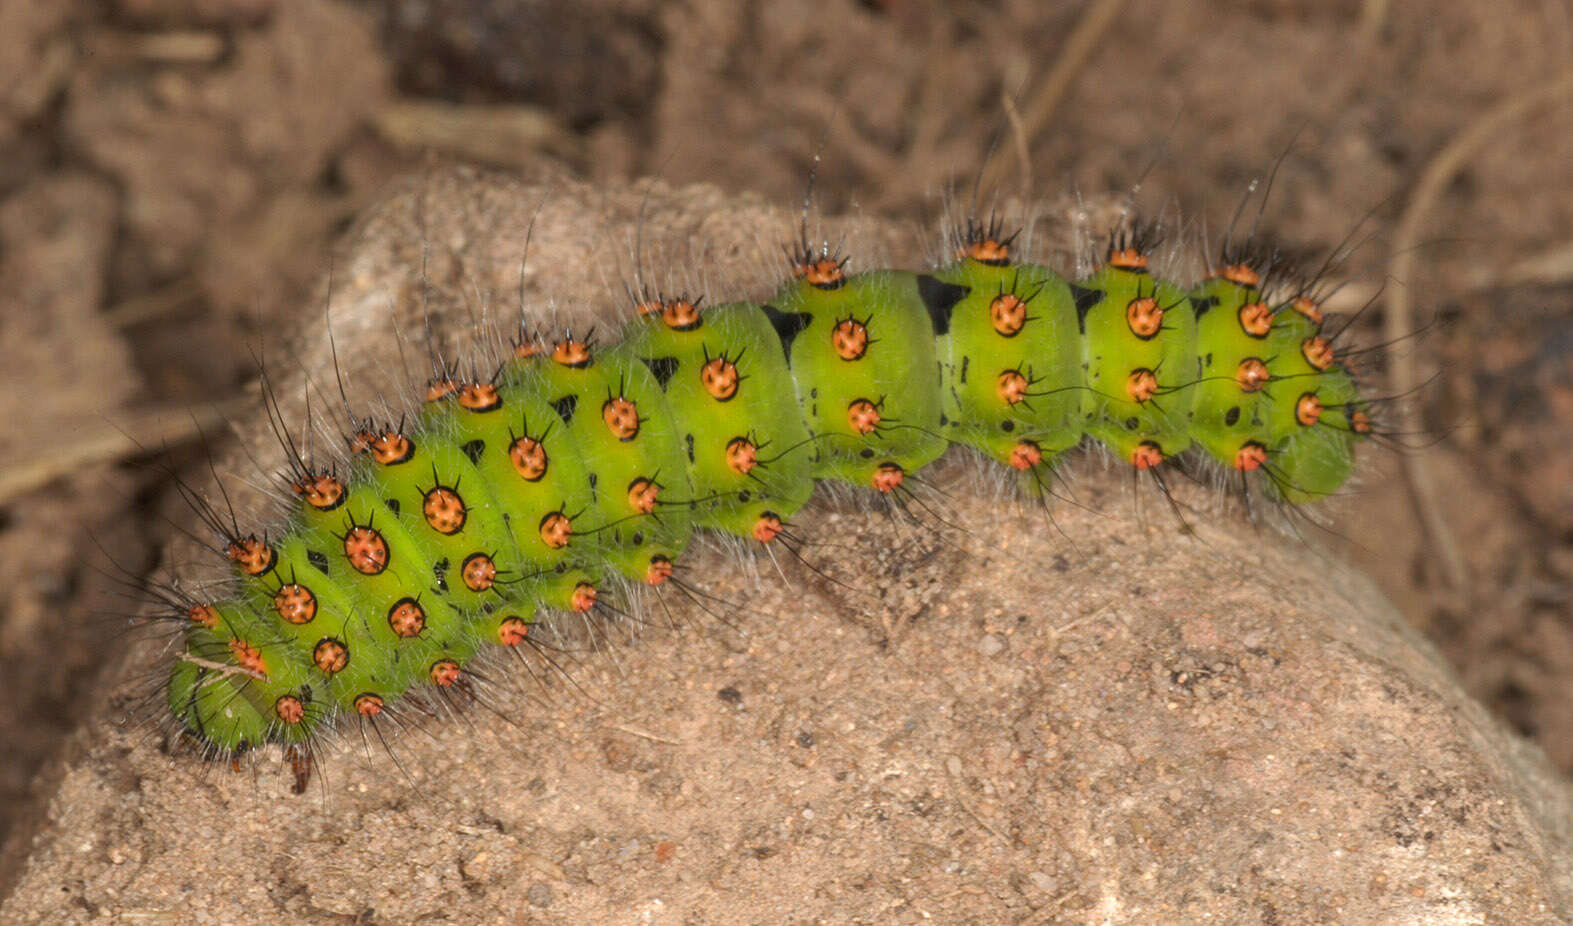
xmin=527 ymin=882 xmax=553 ymax=908
xmin=978 ymin=634 xmax=1006 ymax=657
xmin=1028 ymin=871 xmax=1058 ymax=893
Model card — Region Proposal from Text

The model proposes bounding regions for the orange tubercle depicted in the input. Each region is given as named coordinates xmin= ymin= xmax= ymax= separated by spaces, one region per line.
xmin=1107 ymin=247 xmax=1149 ymax=270
xmin=602 ymin=396 xmax=641 ymax=440
xmin=1291 ymin=296 xmax=1324 ymax=324
xmin=429 ymin=660 xmax=462 ymax=687
xmin=227 ymin=639 xmax=266 ymax=677
xmin=700 ymin=356 xmax=740 ymax=399
xmin=753 ymin=512 xmax=783 ymax=543
xmin=831 ymin=319 xmax=869 ymax=360
xmin=1131 ymin=442 xmax=1164 ymax=470
xmin=997 ymin=370 xmax=1029 ymax=405
xmin=872 ymin=462 xmax=904 ymax=493
xmin=1125 ymin=297 xmax=1163 ymax=338
xmin=497 ymin=616 xmax=530 ymax=647
xmin=793 ymin=256 xmax=845 ymax=288
xmin=539 ymin=512 xmax=572 ymax=549
xmin=353 ymin=693 xmax=384 ymax=717
xmin=458 ymin=382 xmax=501 ymax=412
xmin=990 ymin=293 xmax=1027 ymax=336
xmin=646 ymin=556 xmax=675 ymax=586
xmin=627 ymin=477 xmax=660 ymax=514
xmin=1008 ymin=440 xmax=1042 ymax=471
xmin=1126 ymin=368 xmax=1158 ymax=403
xmin=1235 ymin=358 xmax=1270 ymax=392
xmin=1233 ymin=442 xmax=1268 ymax=472
xmin=274 ymin=696 xmax=305 ymax=724
xmin=847 ymin=399 xmax=881 ymax=435
xmin=1237 ymin=301 xmax=1273 ymax=338
xmin=552 ymin=338 xmax=592 ymax=367
xmin=1302 ymin=337 xmax=1334 ymax=370
xmin=313 ymin=638 xmax=348 ymax=674
xmin=725 ymin=437 xmax=758 ymax=475
xmin=1219 ymin=263 xmax=1261 ymax=287
xmin=386 ymin=598 xmax=426 ymax=637
xmin=960 ymin=237 xmax=1011 ymax=265
xmin=461 ymin=553 xmax=497 ymax=592
xmin=1295 ymin=393 xmax=1323 ymax=427
xmin=227 ymin=537 xmax=274 ymax=576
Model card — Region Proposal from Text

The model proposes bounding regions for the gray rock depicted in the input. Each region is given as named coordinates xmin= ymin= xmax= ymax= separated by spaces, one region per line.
xmin=4 ymin=168 xmax=1570 ymax=923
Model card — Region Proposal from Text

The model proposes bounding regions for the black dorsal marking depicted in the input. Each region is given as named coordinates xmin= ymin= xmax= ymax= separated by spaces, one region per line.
xmin=1070 ymin=284 xmax=1103 ymax=332
xmin=684 ymin=433 xmax=695 ymax=463
xmin=461 ymin=440 xmax=485 ymax=464
xmin=384 ymin=498 xmax=400 ymax=515
xmin=306 ymin=550 xmax=329 ymax=576
xmin=761 ymin=304 xmax=811 ymax=360
xmin=915 ymin=274 xmax=968 ymax=336
xmin=642 ymin=355 xmax=680 ymax=389
xmin=1192 ymin=294 xmax=1220 ymax=318
xmin=550 ymin=394 xmax=578 ymax=424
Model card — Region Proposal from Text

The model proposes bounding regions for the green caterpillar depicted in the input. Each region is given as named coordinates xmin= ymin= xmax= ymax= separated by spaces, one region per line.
xmin=164 ymin=215 xmax=1372 ymax=776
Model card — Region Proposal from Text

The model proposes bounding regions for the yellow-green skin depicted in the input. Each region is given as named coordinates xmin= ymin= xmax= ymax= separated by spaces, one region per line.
xmin=1076 ymin=265 xmax=1200 ymax=462
xmin=927 ymin=260 xmax=1084 ymax=472
xmin=765 ymin=271 xmax=949 ymax=486
xmin=169 ymin=250 xmax=1368 ymax=755
xmin=621 ymin=302 xmax=816 ymax=537
xmin=1188 ymin=275 xmax=1277 ymax=468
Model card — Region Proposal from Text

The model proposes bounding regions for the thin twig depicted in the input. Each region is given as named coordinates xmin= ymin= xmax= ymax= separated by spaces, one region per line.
xmin=608 ymin=724 xmax=683 ymax=745
xmin=1387 ymin=66 xmax=1573 ymax=592
xmin=177 ymin=652 xmax=265 ymax=681
xmin=980 ymin=0 xmax=1125 ymax=196
xmin=0 ymin=401 xmax=242 ymax=506
xmin=1001 ymin=91 xmax=1033 ymax=205
xmin=945 ymin=755 xmax=1006 ymax=843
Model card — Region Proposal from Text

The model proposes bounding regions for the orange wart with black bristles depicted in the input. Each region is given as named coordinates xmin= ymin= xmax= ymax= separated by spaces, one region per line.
xmin=846 ymin=398 xmax=882 ymax=435
xmin=831 ymin=318 xmax=870 ymax=360
xmin=700 ymin=352 xmax=741 ymax=400
xmin=952 ymin=215 xmax=1018 ymax=266
xmin=601 ymin=395 xmax=641 ymax=440
xmin=458 ymin=382 xmax=501 ymax=412
xmin=386 ymin=598 xmax=425 ymax=637
xmin=639 ymin=295 xmax=703 ymax=330
xmin=787 ymin=233 xmax=849 ymax=290
xmin=341 ymin=519 xmax=390 ymax=576
xmin=421 ymin=484 xmax=467 ymax=535
xmin=552 ymin=335 xmax=592 ymax=367
xmin=990 ymin=292 xmax=1029 ymax=337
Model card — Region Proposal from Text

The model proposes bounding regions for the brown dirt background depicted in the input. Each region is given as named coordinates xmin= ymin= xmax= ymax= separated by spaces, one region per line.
xmin=1 ymin=0 xmax=1571 ymax=883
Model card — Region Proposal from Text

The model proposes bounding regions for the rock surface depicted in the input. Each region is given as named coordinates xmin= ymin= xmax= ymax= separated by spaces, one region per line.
xmin=3 ymin=168 xmax=1571 ymax=923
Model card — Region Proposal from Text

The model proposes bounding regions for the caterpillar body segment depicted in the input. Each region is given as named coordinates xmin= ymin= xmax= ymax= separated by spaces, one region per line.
xmin=765 ymin=269 xmax=949 ymax=491
xmin=167 ymin=601 xmax=324 ymax=753
xmin=622 ymin=300 xmax=817 ymax=542
xmin=165 ymin=219 xmax=1373 ymax=760
xmin=520 ymin=339 xmax=695 ymax=585
xmin=433 ymin=371 xmax=600 ymax=612
xmin=925 ymin=258 xmax=1085 ymax=480
xmin=1188 ymin=271 xmax=1280 ymax=472
xmin=1262 ymin=304 xmax=1368 ymax=503
xmin=1076 ymin=262 xmax=1200 ymax=467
